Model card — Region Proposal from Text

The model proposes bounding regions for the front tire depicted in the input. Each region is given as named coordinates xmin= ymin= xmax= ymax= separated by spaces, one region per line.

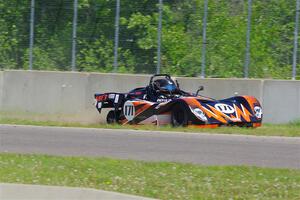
xmin=171 ymin=104 xmax=188 ymax=127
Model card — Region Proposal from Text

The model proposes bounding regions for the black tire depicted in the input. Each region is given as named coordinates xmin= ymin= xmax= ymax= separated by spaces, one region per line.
xmin=171 ymin=103 xmax=188 ymax=127
xmin=106 ymin=110 xmax=118 ymax=124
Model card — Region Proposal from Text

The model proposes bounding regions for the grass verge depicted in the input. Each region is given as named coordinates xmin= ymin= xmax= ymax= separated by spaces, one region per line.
xmin=1 ymin=118 xmax=300 ymax=137
xmin=0 ymin=153 xmax=300 ymax=200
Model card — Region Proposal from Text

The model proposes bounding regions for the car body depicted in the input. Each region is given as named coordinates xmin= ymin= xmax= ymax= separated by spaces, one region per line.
xmin=94 ymin=74 xmax=263 ymax=128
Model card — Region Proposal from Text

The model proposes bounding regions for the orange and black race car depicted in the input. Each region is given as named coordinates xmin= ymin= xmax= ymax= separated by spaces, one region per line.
xmin=95 ymin=74 xmax=263 ymax=128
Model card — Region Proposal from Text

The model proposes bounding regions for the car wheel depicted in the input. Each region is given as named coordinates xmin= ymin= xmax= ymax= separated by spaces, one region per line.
xmin=106 ymin=110 xmax=118 ymax=124
xmin=171 ymin=104 xmax=188 ymax=127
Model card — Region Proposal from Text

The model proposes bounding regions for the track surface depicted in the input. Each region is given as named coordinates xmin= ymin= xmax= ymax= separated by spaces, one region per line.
xmin=0 ymin=125 xmax=299 ymax=169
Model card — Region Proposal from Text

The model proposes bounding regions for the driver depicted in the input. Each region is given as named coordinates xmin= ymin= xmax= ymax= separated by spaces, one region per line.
xmin=146 ymin=78 xmax=179 ymax=102
xmin=153 ymin=79 xmax=177 ymax=94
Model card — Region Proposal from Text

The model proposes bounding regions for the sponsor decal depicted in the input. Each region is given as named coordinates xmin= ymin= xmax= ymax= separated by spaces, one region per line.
xmin=123 ymin=101 xmax=135 ymax=121
xmin=108 ymin=94 xmax=115 ymax=99
xmin=157 ymin=98 xmax=170 ymax=103
xmin=214 ymin=103 xmax=235 ymax=114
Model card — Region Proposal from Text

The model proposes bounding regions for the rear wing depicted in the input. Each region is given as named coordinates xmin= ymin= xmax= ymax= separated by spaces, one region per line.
xmin=94 ymin=93 xmax=125 ymax=113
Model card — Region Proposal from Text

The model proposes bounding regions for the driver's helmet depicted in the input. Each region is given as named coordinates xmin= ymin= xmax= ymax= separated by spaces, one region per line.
xmin=153 ymin=78 xmax=177 ymax=93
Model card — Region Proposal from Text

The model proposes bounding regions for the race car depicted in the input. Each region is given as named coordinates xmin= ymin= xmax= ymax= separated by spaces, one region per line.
xmin=94 ymin=74 xmax=263 ymax=128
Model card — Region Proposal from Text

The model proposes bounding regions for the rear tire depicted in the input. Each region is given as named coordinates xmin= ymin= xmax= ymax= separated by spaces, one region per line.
xmin=106 ymin=110 xmax=119 ymax=124
xmin=171 ymin=104 xmax=188 ymax=127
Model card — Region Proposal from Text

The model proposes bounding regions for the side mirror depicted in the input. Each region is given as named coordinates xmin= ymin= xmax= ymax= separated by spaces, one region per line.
xmin=175 ymin=80 xmax=180 ymax=88
xmin=196 ymin=86 xmax=204 ymax=96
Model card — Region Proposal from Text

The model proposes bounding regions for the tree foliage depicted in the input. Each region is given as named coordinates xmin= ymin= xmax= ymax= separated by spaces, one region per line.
xmin=0 ymin=0 xmax=299 ymax=79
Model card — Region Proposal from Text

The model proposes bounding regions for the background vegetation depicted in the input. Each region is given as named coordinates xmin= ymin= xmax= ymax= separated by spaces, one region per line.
xmin=0 ymin=0 xmax=299 ymax=78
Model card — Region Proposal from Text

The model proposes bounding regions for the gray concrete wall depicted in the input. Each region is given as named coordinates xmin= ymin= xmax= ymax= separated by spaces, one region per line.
xmin=0 ymin=70 xmax=150 ymax=123
xmin=176 ymin=77 xmax=264 ymax=102
xmin=1 ymin=70 xmax=90 ymax=122
xmin=263 ymin=80 xmax=300 ymax=123
xmin=0 ymin=70 xmax=299 ymax=124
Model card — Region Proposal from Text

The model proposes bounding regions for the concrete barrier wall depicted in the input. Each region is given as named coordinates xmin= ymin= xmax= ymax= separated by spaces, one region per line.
xmin=176 ymin=77 xmax=264 ymax=102
xmin=1 ymin=71 xmax=90 ymax=122
xmin=263 ymin=80 xmax=300 ymax=123
xmin=0 ymin=70 xmax=299 ymax=123
xmin=0 ymin=71 xmax=150 ymax=123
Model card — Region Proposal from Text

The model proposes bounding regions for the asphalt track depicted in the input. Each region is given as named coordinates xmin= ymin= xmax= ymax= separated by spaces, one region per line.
xmin=0 ymin=125 xmax=299 ymax=169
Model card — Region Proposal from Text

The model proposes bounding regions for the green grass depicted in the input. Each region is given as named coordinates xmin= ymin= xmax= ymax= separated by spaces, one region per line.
xmin=1 ymin=117 xmax=300 ymax=137
xmin=0 ymin=153 xmax=299 ymax=200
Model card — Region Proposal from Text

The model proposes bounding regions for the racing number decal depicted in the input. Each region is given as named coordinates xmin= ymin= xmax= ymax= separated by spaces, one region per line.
xmin=123 ymin=101 xmax=135 ymax=121
xmin=124 ymin=105 xmax=134 ymax=116
xmin=214 ymin=103 xmax=235 ymax=114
